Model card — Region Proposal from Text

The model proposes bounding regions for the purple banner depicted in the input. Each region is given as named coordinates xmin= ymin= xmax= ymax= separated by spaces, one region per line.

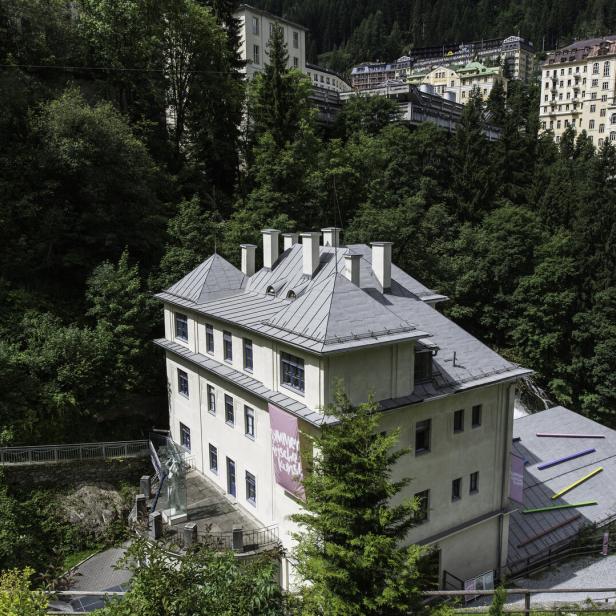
xmin=510 ymin=453 xmax=525 ymax=504
xmin=269 ymin=403 xmax=305 ymax=500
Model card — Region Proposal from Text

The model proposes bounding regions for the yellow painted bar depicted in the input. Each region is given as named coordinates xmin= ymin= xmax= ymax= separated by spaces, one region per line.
xmin=551 ymin=467 xmax=603 ymax=500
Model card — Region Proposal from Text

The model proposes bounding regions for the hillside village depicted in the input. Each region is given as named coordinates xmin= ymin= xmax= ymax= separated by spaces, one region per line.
xmin=1 ymin=1 xmax=616 ymax=615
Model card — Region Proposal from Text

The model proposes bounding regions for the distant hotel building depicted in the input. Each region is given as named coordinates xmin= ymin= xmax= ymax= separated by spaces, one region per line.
xmin=539 ymin=36 xmax=616 ymax=145
xmin=234 ymin=4 xmax=351 ymax=93
xmin=351 ymin=35 xmax=534 ymax=92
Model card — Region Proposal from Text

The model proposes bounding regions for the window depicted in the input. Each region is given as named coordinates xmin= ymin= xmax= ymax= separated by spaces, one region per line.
xmin=177 ymin=369 xmax=189 ymax=397
xmin=593 ymin=62 xmax=599 ymax=74
xmin=253 ymin=44 xmax=260 ymax=65
xmin=472 ymin=404 xmax=482 ymax=428
xmin=207 ymin=385 xmax=216 ymax=414
xmin=243 ymin=339 xmax=253 ymax=372
xmin=281 ymin=352 xmax=305 ymax=392
xmin=251 ymin=16 xmax=259 ymax=35
xmin=206 ymin=324 xmax=214 ymax=353
xmin=601 ymin=108 xmax=606 ymax=117
xmin=180 ymin=422 xmax=191 ymax=451
xmin=590 ymin=119 xmax=596 ymax=129
xmin=244 ymin=406 xmax=255 ymax=438
xmin=452 ymin=477 xmax=461 ymax=501
xmin=592 ymin=79 xmax=598 ymax=87
xmin=227 ymin=457 xmax=236 ymax=496
xmin=225 ymin=394 xmax=234 ymax=425
xmin=603 ymin=81 xmax=609 ymax=90
xmin=453 ymin=409 xmax=464 ymax=433
xmin=611 ymin=131 xmax=616 ymax=142
xmin=591 ymin=104 xmax=596 ymax=112
xmin=470 ymin=471 xmax=479 ymax=494
xmin=592 ymin=92 xmax=597 ymax=100
xmin=209 ymin=444 xmax=218 ymax=473
xmin=415 ymin=489 xmax=430 ymax=523
xmin=246 ymin=471 xmax=256 ymax=505
xmin=414 ymin=351 xmax=432 ymax=382
xmin=415 ymin=419 xmax=431 ymax=454
xmin=223 ymin=331 xmax=233 ymax=362
xmin=293 ymin=57 xmax=299 ymax=68
xmin=604 ymin=61 xmax=610 ymax=77
xmin=292 ymin=31 xmax=299 ymax=48
xmin=174 ymin=313 xmax=188 ymax=341
xmin=602 ymin=94 xmax=608 ymax=102
xmin=612 ymin=114 xmax=616 ymax=124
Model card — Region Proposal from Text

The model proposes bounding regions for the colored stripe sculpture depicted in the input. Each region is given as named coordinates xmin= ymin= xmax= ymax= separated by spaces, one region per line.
xmin=537 ymin=448 xmax=596 ymax=470
xmin=536 ymin=433 xmax=605 ymax=439
xmin=522 ymin=502 xmax=598 ymax=514
xmin=551 ymin=467 xmax=603 ymax=500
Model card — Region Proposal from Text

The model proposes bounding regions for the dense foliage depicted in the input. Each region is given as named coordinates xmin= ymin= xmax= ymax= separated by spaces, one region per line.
xmin=93 ymin=539 xmax=287 ymax=615
xmin=252 ymin=0 xmax=616 ymax=72
xmin=291 ymin=389 xmax=427 ymax=616
xmin=0 ymin=568 xmax=48 ymax=616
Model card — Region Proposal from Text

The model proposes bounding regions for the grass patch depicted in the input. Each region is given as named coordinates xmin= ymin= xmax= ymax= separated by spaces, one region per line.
xmin=62 ymin=547 xmax=100 ymax=571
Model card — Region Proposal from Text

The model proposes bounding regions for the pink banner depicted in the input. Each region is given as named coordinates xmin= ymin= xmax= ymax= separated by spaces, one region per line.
xmin=510 ymin=453 xmax=525 ymax=504
xmin=268 ymin=403 xmax=305 ymax=500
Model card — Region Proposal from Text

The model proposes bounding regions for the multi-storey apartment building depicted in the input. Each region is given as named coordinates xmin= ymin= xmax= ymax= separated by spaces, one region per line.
xmin=155 ymin=229 xmax=529 ymax=588
xmin=404 ymin=61 xmax=507 ymax=103
xmin=539 ymin=36 xmax=616 ymax=144
xmin=234 ymin=4 xmax=350 ymax=93
xmin=352 ymin=35 xmax=533 ymax=91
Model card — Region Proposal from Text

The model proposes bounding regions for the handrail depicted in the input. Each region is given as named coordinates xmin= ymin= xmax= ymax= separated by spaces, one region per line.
xmin=0 ymin=440 xmax=150 ymax=464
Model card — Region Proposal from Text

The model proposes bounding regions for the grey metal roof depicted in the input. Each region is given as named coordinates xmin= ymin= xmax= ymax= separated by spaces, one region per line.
xmin=157 ymin=243 xmax=528 ymax=392
xmin=507 ymin=407 xmax=616 ymax=571
xmin=155 ymin=338 xmax=337 ymax=427
xmin=165 ymin=254 xmax=245 ymax=303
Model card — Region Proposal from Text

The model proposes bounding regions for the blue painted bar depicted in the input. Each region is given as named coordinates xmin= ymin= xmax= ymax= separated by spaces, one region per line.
xmin=537 ymin=448 xmax=596 ymax=470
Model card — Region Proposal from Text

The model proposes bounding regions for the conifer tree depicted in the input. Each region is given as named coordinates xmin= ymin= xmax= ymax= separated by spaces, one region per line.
xmin=248 ymin=22 xmax=312 ymax=149
xmin=292 ymin=389 xmax=427 ymax=616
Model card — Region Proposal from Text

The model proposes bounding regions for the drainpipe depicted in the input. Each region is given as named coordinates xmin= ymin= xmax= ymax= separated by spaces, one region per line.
xmin=497 ymin=382 xmax=516 ymax=580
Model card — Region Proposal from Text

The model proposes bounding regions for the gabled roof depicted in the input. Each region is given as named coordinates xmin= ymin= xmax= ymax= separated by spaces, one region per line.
xmin=165 ymin=254 xmax=245 ymax=304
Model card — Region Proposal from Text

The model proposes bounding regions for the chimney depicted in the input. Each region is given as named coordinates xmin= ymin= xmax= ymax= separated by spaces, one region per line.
xmin=282 ymin=232 xmax=299 ymax=251
xmin=301 ymin=232 xmax=321 ymax=277
xmin=321 ymin=227 xmax=341 ymax=247
xmin=261 ymin=229 xmax=280 ymax=269
xmin=371 ymin=242 xmax=392 ymax=292
xmin=240 ymin=244 xmax=256 ymax=276
xmin=343 ymin=253 xmax=360 ymax=286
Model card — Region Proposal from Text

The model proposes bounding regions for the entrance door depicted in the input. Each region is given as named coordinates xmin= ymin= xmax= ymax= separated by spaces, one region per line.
xmin=226 ymin=457 xmax=236 ymax=496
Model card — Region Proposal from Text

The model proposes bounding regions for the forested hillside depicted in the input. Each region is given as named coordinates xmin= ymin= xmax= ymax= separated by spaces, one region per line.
xmin=0 ymin=0 xmax=615 ymax=455
xmin=253 ymin=0 xmax=616 ymax=72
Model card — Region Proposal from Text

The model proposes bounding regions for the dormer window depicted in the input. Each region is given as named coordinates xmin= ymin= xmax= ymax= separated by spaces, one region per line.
xmin=266 ymin=286 xmax=275 ymax=296
xmin=286 ymin=290 xmax=296 ymax=300
xmin=414 ymin=350 xmax=433 ymax=383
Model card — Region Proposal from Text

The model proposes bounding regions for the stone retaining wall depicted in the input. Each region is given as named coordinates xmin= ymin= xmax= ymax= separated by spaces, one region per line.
xmin=4 ymin=457 xmax=152 ymax=489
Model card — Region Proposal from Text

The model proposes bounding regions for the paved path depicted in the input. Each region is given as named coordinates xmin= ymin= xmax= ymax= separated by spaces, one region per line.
xmin=49 ymin=545 xmax=131 ymax=613
xmin=471 ymin=554 xmax=616 ymax=609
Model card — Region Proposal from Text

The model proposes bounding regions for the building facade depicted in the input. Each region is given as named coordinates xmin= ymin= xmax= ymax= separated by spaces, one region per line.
xmin=352 ymin=35 xmax=533 ymax=91
xmin=234 ymin=4 xmax=351 ymax=93
xmin=156 ymin=229 xmax=529 ymax=588
xmin=404 ymin=61 xmax=507 ymax=103
xmin=539 ymin=37 xmax=616 ymax=145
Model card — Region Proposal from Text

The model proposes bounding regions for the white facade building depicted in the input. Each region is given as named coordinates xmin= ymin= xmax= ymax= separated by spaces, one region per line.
xmin=155 ymin=229 xmax=530 ymax=588
xmin=539 ymin=36 xmax=616 ymax=144
xmin=234 ymin=4 xmax=351 ymax=93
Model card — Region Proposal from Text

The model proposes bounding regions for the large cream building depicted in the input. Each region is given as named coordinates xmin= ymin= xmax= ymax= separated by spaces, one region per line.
xmin=404 ymin=61 xmax=507 ymax=103
xmin=234 ymin=4 xmax=351 ymax=93
xmin=540 ymin=36 xmax=616 ymax=144
xmin=155 ymin=229 xmax=530 ymax=588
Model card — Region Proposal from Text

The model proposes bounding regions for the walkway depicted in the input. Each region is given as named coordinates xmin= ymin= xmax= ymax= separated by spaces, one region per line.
xmin=155 ymin=469 xmax=261 ymax=534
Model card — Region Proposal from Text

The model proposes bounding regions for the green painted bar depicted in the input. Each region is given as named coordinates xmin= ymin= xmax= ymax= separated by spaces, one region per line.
xmin=522 ymin=501 xmax=598 ymax=514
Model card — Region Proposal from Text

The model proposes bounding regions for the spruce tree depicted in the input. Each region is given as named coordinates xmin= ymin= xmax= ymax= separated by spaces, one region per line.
xmin=291 ymin=389 xmax=427 ymax=616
